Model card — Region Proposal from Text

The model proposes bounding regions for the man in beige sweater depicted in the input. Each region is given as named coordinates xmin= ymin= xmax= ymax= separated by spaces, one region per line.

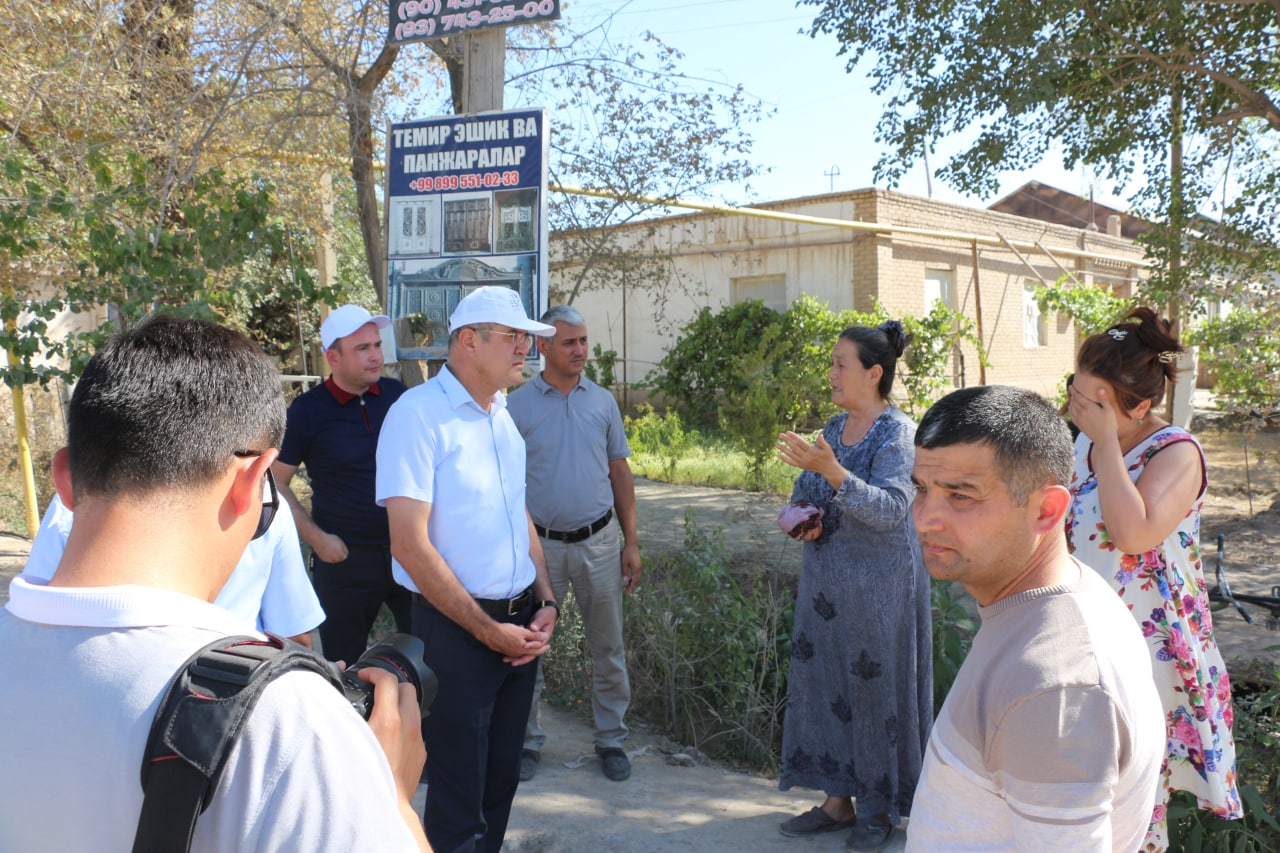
xmin=906 ymin=386 xmax=1163 ymax=852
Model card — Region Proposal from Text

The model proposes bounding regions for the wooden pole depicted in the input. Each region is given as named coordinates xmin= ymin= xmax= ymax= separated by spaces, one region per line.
xmin=4 ymin=326 xmax=39 ymax=536
xmin=317 ymin=170 xmax=336 ymax=379
xmin=461 ymin=30 xmax=505 ymax=113
xmin=1166 ymin=86 xmax=1185 ymax=421
xmin=971 ymin=240 xmax=986 ymax=385
xmin=616 ymin=272 xmax=622 ymax=404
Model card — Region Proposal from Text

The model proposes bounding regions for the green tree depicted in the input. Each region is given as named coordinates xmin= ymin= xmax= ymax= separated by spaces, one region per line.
xmin=802 ymin=0 xmax=1280 ymax=303
xmin=3 ymin=1 xmax=765 ymax=331
xmin=649 ymin=295 xmax=984 ymax=432
xmin=518 ymin=31 xmax=766 ymax=328
xmin=1187 ymin=307 xmax=1280 ymax=417
xmin=0 ymin=152 xmax=308 ymax=389
xmin=1035 ymin=279 xmax=1135 ymax=338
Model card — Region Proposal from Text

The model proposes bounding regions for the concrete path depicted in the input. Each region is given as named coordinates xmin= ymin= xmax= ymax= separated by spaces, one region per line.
xmin=414 ymin=702 xmax=908 ymax=853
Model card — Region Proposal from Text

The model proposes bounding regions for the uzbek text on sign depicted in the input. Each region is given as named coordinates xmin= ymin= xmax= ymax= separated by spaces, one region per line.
xmin=388 ymin=113 xmax=542 ymax=196
xmin=384 ymin=109 xmax=549 ymax=333
xmin=388 ymin=0 xmax=561 ymax=47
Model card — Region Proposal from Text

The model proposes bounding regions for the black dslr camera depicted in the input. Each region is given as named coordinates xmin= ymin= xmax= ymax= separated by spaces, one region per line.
xmin=338 ymin=633 xmax=438 ymax=720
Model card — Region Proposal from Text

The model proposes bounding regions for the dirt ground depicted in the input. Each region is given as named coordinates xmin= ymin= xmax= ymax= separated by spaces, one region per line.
xmin=456 ymin=703 xmax=908 ymax=853
xmin=1160 ymin=419 xmax=1280 ymax=669
xmin=1 ymin=417 xmax=1277 ymax=852
xmin=631 ymin=418 xmax=1280 ymax=670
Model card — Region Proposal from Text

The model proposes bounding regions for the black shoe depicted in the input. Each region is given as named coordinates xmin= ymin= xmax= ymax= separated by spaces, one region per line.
xmin=846 ymin=819 xmax=892 ymax=851
xmin=779 ymin=806 xmax=857 ymax=837
xmin=518 ymin=749 xmax=540 ymax=782
xmin=597 ymin=747 xmax=631 ymax=781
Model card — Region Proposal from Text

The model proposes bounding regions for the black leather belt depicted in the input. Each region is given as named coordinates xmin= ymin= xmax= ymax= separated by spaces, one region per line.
xmin=534 ymin=509 xmax=612 ymax=544
xmin=414 ymin=586 xmax=533 ymax=617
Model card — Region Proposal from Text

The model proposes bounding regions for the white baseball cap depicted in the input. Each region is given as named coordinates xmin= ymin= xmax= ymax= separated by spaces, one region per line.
xmin=447 ymin=286 xmax=555 ymax=336
xmin=321 ymin=304 xmax=391 ymax=351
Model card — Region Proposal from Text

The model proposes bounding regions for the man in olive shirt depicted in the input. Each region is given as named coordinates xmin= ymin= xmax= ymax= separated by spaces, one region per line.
xmin=508 ymin=304 xmax=641 ymax=783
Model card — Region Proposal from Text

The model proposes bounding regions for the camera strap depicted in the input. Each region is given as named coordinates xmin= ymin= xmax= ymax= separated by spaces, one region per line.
xmin=131 ymin=634 xmax=340 ymax=853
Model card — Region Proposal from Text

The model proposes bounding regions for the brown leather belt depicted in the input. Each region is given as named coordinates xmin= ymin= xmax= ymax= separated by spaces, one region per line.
xmin=534 ymin=509 xmax=613 ymax=544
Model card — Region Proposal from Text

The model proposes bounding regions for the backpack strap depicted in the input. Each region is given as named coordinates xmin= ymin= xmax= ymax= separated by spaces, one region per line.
xmin=131 ymin=635 xmax=341 ymax=853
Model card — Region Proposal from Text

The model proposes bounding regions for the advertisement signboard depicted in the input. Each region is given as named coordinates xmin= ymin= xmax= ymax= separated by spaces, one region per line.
xmin=385 ymin=109 xmax=549 ymax=358
xmin=387 ymin=0 xmax=561 ymax=47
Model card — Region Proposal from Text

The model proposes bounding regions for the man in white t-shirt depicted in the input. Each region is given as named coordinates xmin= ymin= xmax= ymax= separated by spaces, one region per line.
xmin=0 ymin=316 xmax=429 ymax=852
xmin=906 ymin=386 xmax=1163 ymax=852
xmin=22 ymin=492 xmax=324 ymax=645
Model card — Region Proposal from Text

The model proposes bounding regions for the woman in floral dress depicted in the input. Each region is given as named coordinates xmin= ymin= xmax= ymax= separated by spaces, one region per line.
xmin=774 ymin=322 xmax=932 ymax=852
xmin=1066 ymin=308 xmax=1241 ymax=849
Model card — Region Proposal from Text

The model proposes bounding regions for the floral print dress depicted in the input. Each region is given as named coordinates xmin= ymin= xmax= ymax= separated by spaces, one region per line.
xmin=1066 ymin=427 xmax=1242 ymax=842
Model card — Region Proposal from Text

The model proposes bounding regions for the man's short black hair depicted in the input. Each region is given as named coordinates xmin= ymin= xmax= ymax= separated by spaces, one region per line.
xmin=916 ymin=385 xmax=1072 ymax=504
xmin=68 ymin=315 xmax=285 ymax=498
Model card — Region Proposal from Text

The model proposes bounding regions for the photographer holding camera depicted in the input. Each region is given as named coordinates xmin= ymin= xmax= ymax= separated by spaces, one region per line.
xmin=0 ymin=316 xmax=430 ymax=852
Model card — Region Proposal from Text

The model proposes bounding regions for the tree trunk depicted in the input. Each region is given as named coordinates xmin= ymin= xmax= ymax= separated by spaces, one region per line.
xmin=345 ymin=44 xmax=400 ymax=309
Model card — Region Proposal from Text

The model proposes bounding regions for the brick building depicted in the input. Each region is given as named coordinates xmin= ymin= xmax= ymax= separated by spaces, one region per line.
xmin=554 ymin=185 xmax=1149 ymax=405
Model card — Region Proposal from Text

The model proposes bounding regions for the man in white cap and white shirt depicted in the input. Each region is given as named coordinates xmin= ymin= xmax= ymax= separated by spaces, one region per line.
xmin=376 ymin=285 xmax=561 ymax=853
xmin=272 ymin=304 xmax=412 ymax=665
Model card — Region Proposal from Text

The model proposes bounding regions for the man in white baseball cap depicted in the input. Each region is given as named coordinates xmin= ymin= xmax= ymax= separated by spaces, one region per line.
xmin=377 ymin=285 xmax=558 ymax=851
xmin=320 ymin=304 xmax=391 ymax=352
xmin=271 ymin=303 xmax=412 ymax=666
xmin=446 ymin=284 xmax=556 ymax=336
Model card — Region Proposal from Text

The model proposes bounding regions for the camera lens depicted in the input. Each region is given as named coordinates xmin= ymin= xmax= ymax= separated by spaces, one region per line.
xmin=339 ymin=633 xmax=438 ymax=720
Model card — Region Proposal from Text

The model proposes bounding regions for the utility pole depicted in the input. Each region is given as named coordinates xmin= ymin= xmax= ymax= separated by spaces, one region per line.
xmin=316 ymin=171 xmax=337 ymax=379
xmin=460 ymin=29 xmax=505 ymax=112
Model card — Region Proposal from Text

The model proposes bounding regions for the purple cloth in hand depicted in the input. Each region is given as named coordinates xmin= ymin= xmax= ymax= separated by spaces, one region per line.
xmin=778 ymin=501 xmax=823 ymax=537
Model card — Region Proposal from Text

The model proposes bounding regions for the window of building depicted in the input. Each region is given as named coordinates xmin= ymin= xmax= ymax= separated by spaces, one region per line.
xmin=924 ymin=268 xmax=955 ymax=313
xmin=1023 ymin=280 xmax=1047 ymax=348
xmin=731 ymin=274 xmax=787 ymax=313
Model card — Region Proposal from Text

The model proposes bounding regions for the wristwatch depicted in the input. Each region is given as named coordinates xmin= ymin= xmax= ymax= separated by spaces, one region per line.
xmin=538 ymin=600 xmax=560 ymax=616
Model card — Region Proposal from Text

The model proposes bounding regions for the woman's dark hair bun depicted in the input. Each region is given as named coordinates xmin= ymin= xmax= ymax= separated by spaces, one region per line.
xmin=877 ymin=320 xmax=909 ymax=358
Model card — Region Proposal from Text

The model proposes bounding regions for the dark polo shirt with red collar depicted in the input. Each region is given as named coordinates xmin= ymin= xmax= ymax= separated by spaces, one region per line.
xmin=279 ymin=376 xmax=406 ymax=546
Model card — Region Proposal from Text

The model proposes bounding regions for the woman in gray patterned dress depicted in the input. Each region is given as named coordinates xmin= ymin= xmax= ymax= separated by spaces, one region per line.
xmin=774 ymin=322 xmax=932 ymax=852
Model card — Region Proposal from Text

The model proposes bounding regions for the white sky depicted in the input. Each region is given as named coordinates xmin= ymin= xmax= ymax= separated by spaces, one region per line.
xmin=560 ymin=0 xmax=1133 ymax=212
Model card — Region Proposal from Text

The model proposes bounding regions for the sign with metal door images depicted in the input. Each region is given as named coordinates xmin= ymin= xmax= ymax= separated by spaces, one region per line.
xmin=385 ymin=109 xmax=549 ymax=359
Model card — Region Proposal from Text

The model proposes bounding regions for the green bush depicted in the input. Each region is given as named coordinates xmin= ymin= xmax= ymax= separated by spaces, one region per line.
xmin=625 ymin=404 xmax=691 ymax=481
xmin=647 ymin=295 xmax=985 ymax=435
xmin=1188 ymin=308 xmax=1280 ymax=418
xmin=897 ymin=301 xmax=987 ymax=419
xmin=622 ymin=511 xmax=794 ymax=771
xmin=583 ymin=343 xmax=618 ymax=391
xmin=718 ymin=325 xmax=816 ymax=491
xmin=930 ymin=579 xmax=977 ymax=714
xmin=538 ymin=590 xmax=593 ymax=712
xmin=645 ymin=300 xmax=785 ymax=432
xmin=1035 ymin=278 xmax=1135 ymax=337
